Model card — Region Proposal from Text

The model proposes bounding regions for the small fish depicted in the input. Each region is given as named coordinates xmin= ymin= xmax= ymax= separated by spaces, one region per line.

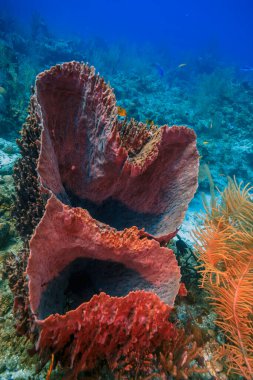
xmin=117 ymin=106 xmax=127 ymax=117
xmin=146 ymin=119 xmax=154 ymax=126
xmin=178 ymin=63 xmax=187 ymax=68
xmin=199 ymin=156 xmax=203 ymax=159
xmin=203 ymin=141 xmax=209 ymax=145
xmin=219 ymin=173 xmax=225 ymax=177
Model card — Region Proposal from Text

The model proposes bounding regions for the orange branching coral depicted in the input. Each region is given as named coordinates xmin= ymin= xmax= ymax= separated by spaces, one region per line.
xmin=194 ymin=218 xmax=237 ymax=286
xmin=211 ymin=251 xmax=253 ymax=379
xmin=221 ymin=178 xmax=253 ymax=231
xmin=110 ymin=328 xmax=206 ymax=380
xmin=193 ymin=178 xmax=253 ymax=379
xmin=159 ymin=329 xmax=206 ymax=380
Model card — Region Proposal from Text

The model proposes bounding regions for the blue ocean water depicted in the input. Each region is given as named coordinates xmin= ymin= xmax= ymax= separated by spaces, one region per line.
xmin=2 ymin=0 xmax=253 ymax=64
xmin=0 ymin=1 xmax=253 ymax=379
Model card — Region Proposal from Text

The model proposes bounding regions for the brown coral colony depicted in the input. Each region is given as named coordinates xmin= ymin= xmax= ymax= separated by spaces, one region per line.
xmin=12 ymin=61 xmax=199 ymax=376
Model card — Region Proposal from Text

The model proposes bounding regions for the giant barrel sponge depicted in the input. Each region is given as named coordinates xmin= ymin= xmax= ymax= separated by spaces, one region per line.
xmin=12 ymin=62 xmax=199 ymax=377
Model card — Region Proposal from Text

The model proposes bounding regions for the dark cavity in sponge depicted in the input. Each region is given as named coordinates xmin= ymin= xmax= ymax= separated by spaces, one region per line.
xmin=38 ymin=257 xmax=152 ymax=319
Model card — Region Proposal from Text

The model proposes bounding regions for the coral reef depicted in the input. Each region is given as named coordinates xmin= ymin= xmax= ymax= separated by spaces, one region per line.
xmin=0 ymin=138 xmax=20 ymax=175
xmin=193 ymin=179 xmax=253 ymax=379
xmin=9 ymin=61 xmax=199 ymax=378
xmin=3 ymin=247 xmax=31 ymax=336
xmin=0 ymin=174 xmax=17 ymax=250
xmin=1 ymin=14 xmax=252 ymax=379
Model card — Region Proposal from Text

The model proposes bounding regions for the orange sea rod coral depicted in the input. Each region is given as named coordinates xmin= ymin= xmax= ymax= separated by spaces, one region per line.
xmin=194 ymin=218 xmax=237 ymax=286
xmin=193 ymin=178 xmax=253 ymax=379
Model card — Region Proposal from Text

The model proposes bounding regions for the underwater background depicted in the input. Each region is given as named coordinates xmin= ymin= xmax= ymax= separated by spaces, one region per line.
xmin=0 ymin=0 xmax=253 ymax=379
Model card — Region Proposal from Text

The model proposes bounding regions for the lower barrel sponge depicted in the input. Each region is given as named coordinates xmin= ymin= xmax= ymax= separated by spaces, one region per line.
xmin=28 ymin=195 xmax=181 ymax=318
xmin=27 ymin=195 xmax=180 ymax=375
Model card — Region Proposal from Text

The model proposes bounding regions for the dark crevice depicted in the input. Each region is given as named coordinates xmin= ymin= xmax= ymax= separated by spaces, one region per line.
xmin=65 ymin=188 xmax=163 ymax=234
xmin=38 ymin=257 xmax=153 ymax=320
